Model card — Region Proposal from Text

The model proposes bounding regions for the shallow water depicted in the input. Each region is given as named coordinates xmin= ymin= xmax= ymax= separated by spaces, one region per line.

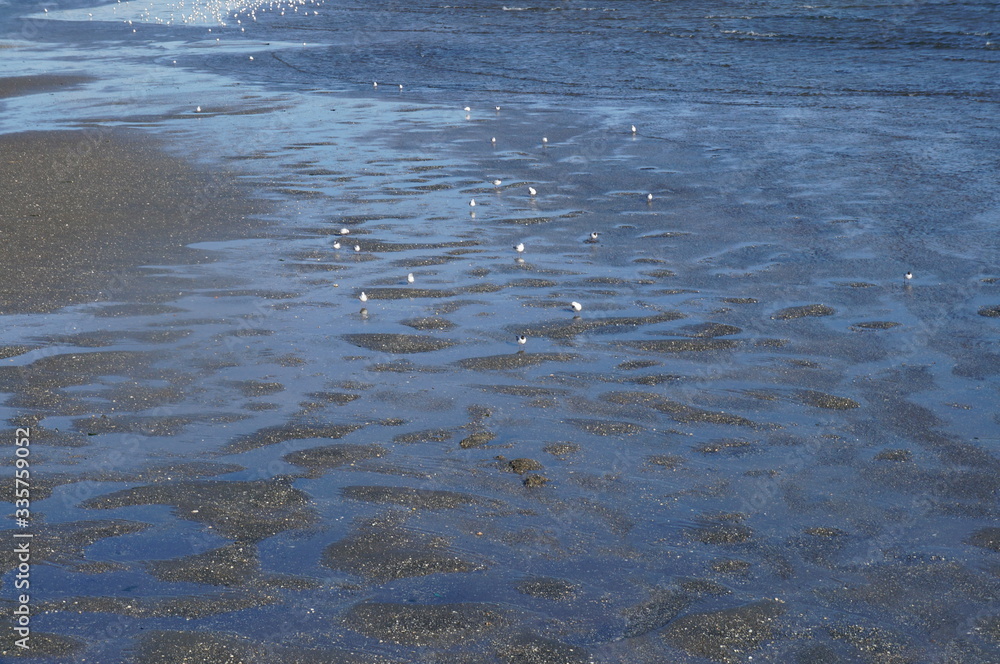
xmin=1 ymin=0 xmax=999 ymax=662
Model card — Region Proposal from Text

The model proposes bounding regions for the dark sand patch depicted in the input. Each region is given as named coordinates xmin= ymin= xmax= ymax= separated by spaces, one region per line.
xmin=507 ymin=458 xmax=544 ymax=474
xmin=979 ymin=305 xmax=1000 ymax=317
xmin=618 ymin=339 xmax=739 ymax=353
xmin=967 ymin=527 xmax=1000 ymax=552
xmin=771 ymin=304 xmax=835 ymax=320
xmin=0 ymin=345 xmax=35 ymax=359
xmin=0 ymin=520 xmax=150 ymax=572
xmin=343 ymin=602 xmax=505 ymax=645
xmin=133 ymin=630 xmax=394 ymax=664
xmin=350 ymin=239 xmax=478 ymax=253
xmin=341 ymin=485 xmax=486 ymax=509
xmin=225 ymin=422 xmax=365 ymax=453
xmin=72 ymin=414 xmax=193 ymax=436
xmin=80 ymin=478 xmax=315 ymax=542
xmin=722 ymin=297 xmax=758 ymax=304
xmin=303 ymin=391 xmax=360 ymax=405
xmin=233 ymin=380 xmax=284 ymax=397
xmin=568 ymin=418 xmax=644 ymax=436
xmin=623 ymin=589 xmax=693 ymax=638
xmin=145 ymin=543 xmax=259 ymax=586
xmin=0 ymin=350 xmax=160 ymax=390
xmin=358 ymin=287 xmax=459 ymax=300
xmin=513 ymin=312 xmax=682 ymax=340
xmin=695 ymin=439 xmax=755 ymax=455
xmin=37 ymin=590 xmax=281 ymax=620
xmin=0 ymin=129 xmax=263 ymax=314
xmin=0 ymin=74 xmax=93 ymax=99
xmin=618 ymin=359 xmax=661 ymax=370
xmin=852 ymin=321 xmax=902 ymax=330
xmin=516 ymin=577 xmax=577 ymax=600
xmin=874 ymin=449 xmax=912 ymax=462
xmin=91 ymin=303 xmax=188 ymax=318
xmin=322 ymin=516 xmax=477 ymax=580
xmin=688 ymin=514 xmax=754 ymax=545
xmin=283 ymin=443 xmax=387 ymax=474
xmin=343 ymin=333 xmax=457 ymax=353
xmin=826 ymin=624 xmax=917 ymax=664
xmin=794 ymin=390 xmax=861 ymax=410
xmin=457 ymin=352 xmax=580 ymax=371
xmin=0 ymin=631 xmax=83 ymax=659
xmin=402 ymin=316 xmax=456 ymax=330
xmin=393 ymin=428 xmax=454 ymax=444
xmin=473 ymin=385 xmax=570 ymax=397
xmin=460 ymin=431 xmax=497 ymax=448
xmin=662 ymin=600 xmax=785 ymax=663
xmin=523 ymin=474 xmax=550 ymax=487
xmin=649 ymin=454 xmax=685 ymax=469
xmin=603 ymin=391 xmax=761 ymax=427
xmin=496 ymin=634 xmax=591 ymax=664
xmin=676 ymin=322 xmax=742 ymax=338
xmin=543 ymin=442 xmax=580 ymax=458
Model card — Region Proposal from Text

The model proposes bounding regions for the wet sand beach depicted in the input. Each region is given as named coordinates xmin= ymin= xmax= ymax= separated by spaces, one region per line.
xmin=2 ymin=1 xmax=1000 ymax=662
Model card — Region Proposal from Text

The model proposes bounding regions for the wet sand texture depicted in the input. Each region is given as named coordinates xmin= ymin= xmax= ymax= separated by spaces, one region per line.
xmin=0 ymin=129 xmax=261 ymax=313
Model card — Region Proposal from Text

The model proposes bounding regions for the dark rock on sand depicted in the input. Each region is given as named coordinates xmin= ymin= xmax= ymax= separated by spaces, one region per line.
xmin=457 ymin=352 xmax=581 ymax=371
xmin=80 ymin=478 xmax=315 ymax=542
xmin=341 ymin=485 xmax=485 ymax=509
xmin=343 ymin=333 xmax=457 ymax=353
xmin=516 ymin=577 xmax=577 ymax=600
xmin=662 ymin=600 xmax=785 ymax=663
xmin=343 ymin=602 xmax=505 ymax=645
xmin=522 ymin=474 xmax=550 ymax=488
xmin=323 ymin=515 xmax=477 ymax=581
xmin=772 ymin=304 xmax=835 ymax=320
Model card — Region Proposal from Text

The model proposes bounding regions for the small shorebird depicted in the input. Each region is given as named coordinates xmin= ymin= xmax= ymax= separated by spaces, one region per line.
xmin=514 ymin=242 xmax=525 ymax=253
xmin=905 ymin=271 xmax=913 ymax=281
xmin=333 ymin=241 xmax=341 ymax=249
xmin=646 ymin=193 xmax=653 ymax=203
xmin=359 ymin=292 xmax=368 ymax=303
xmin=464 ymin=106 xmax=471 ymax=112
xmin=590 ymin=231 xmax=599 ymax=240
xmin=495 ymin=106 xmax=501 ymax=111
xmin=354 ymin=244 xmax=361 ymax=252
xmin=571 ymin=301 xmax=583 ymax=312
xmin=493 ymin=179 xmax=502 ymax=187
xmin=491 ymin=137 xmax=497 ymax=144
xmin=528 ymin=186 xmax=537 ymax=196
xmin=541 ymin=137 xmax=548 ymax=145
xmin=340 ymin=228 xmax=350 ymax=235
xmin=631 ymin=124 xmax=637 ymax=134
xmin=373 ymin=81 xmax=377 ymax=88
xmin=517 ymin=335 xmax=527 ymax=345
xmin=470 ymin=198 xmax=477 ymax=207
xmin=407 ymin=273 xmax=415 ymax=283
xmin=398 ymin=84 xmax=403 ymax=90
xmin=196 ymin=106 xmax=201 ymax=112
